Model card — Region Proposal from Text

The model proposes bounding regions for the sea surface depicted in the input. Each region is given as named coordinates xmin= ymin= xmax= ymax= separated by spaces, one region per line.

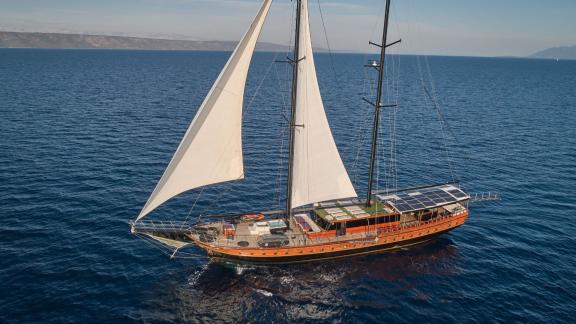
xmin=1 ymin=49 xmax=575 ymax=322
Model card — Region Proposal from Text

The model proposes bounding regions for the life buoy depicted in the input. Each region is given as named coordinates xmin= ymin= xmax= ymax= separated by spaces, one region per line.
xmin=241 ymin=213 xmax=265 ymax=222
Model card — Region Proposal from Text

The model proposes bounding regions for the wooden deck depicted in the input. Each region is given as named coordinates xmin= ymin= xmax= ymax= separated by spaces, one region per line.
xmin=206 ymin=218 xmax=380 ymax=248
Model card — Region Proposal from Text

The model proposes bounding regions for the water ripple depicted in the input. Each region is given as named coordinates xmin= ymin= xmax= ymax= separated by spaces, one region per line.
xmin=0 ymin=49 xmax=575 ymax=322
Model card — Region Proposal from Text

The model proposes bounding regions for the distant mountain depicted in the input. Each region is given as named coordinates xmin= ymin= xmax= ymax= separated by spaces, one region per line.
xmin=0 ymin=31 xmax=288 ymax=52
xmin=530 ymin=45 xmax=576 ymax=60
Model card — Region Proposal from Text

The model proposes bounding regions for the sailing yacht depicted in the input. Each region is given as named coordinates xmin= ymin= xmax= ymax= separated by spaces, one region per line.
xmin=131 ymin=0 xmax=470 ymax=263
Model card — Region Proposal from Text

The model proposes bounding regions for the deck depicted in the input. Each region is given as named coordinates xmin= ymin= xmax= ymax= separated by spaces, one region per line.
xmin=204 ymin=217 xmax=382 ymax=249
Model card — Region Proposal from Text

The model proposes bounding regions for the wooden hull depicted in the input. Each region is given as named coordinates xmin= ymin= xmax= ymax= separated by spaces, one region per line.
xmin=190 ymin=212 xmax=468 ymax=264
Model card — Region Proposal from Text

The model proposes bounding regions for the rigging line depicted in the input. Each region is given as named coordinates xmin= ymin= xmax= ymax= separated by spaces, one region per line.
xmin=384 ymin=112 xmax=390 ymax=191
xmin=421 ymin=57 xmax=457 ymax=182
xmin=377 ymin=109 xmax=385 ymax=194
xmin=393 ymin=106 xmax=399 ymax=190
xmin=244 ymin=51 xmax=282 ymax=116
xmin=184 ymin=52 xmax=279 ymax=222
xmin=352 ymin=66 xmax=378 ymax=180
xmin=238 ymin=52 xmax=286 ymax=209
xmin=414 ymin=55 xmax=437 ymax=169
xmin=358 ymin=0 xmax=386 ymax=119
xmin=350 ymin=91 xmax=375 ymax=184
xmin=287 ymin=0 xmax=296 ymax=54
xmin=382 ymin=50 xmax=393 ymax=192
xmin=273 ymin=63 xmax=290 ymax=209
xmin=277 ymin=128 xmax=288 ymax=209
xmin=184 ymin=184 xmax=207 ymax=223
xmin=316 ymin=0 xmax=339 ymax=84
xmin=388 ymin=54 xmax=395 ymax=190
xmin=272 ymin=44 xmax=293 ymax=208
xmin=364 ymin=0 xmax=387 ymax=64
xmin=161 ymin=51 xmax=278 ymax=224
xmin=390 ymin=110 xmax=396 ymax=190
xmin=423 ymin=57 xmax=458 ymax=140
xmin=352 ymin=66 xmax=371 ymax=173
xmin=274 ymin=0 xmax=297 ymax=211
xmin=275 ymin=118 xmax=288 ymax=209
xmin=135 ymin=234 xmax=177 ymax=257
xmin=385 ymin=105 xmax=393 ymax=191
xmin=187 ymin=51 xmax=284 ymax=222
xmin=421 ymin=56 xmax=472 ymax=177
xmin=415 ymin=56 xmax=455 ymax=182
xmin=392 ymin=54 xmax=400 ymax=190
xmin=138 ymin=235 xmax=208 ymax=261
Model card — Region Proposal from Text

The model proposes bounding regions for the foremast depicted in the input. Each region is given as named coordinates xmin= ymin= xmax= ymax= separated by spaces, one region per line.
xmin=365 ymin=0 xmax=400 ymax=207
xmin=285 ymin=0 xmax=303 ymax=219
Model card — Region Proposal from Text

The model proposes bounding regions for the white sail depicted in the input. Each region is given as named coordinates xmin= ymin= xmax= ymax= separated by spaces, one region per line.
xmin=137 ymin=0 xmax=273 ymax=220
xmin=291 ymin=0 xmax=357 ymax=208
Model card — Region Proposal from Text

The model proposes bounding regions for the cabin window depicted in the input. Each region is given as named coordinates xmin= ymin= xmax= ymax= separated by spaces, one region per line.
xmin=346 ymin=219 xmax=369 ymax=228
xmin=375 ymin=215 xmax=397 ymax=223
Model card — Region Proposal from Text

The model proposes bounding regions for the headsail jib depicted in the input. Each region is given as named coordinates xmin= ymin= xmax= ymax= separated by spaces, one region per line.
xmin=136 ymin=0 xmax=273 ymax=221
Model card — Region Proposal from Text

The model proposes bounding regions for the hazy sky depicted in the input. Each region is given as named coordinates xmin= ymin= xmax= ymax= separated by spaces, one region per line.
xmin=1 ymin=0 xmax=575 ymax=56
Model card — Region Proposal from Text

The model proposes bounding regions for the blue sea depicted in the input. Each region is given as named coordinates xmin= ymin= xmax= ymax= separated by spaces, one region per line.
xmin=1 ymin=49 xmax=575 ymax=322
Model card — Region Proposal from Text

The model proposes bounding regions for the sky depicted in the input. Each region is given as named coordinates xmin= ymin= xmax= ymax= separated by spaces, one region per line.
xmin=0 ymin=0 xmax=575 ymax=56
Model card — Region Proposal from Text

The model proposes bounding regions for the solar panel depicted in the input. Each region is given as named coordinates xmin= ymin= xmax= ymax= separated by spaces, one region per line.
xmin=394 ymin=203 xmax=411 ymax=211
xmin=419 ymin=197 xmax=434 ymax=204
xmin=376 ymin=184 xmax=469 ymax=213
xmin=448 ymin=190 xmax=468 ymax=198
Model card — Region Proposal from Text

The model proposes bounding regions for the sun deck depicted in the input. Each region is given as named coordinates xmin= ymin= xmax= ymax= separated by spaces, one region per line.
xmin=314 ymin=199 xmax=396 ymax=224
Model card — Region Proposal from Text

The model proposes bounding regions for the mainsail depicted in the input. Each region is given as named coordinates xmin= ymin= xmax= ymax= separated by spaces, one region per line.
xmin=137 ymin=0 xmax=273 ymax=220
xmin=290 ymin=0 xmax=357 ymax=208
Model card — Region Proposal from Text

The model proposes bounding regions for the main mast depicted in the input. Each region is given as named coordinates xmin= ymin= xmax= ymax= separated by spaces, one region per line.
xmin=365 ymin=0 xmax=393 ymax=207
xmin=286 ymin=0 xmax=303 ymax=218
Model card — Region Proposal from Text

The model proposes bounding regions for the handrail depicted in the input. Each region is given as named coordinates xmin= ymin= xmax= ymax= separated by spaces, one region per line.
xmin=469 ymin=191 xmax=500 ymax=203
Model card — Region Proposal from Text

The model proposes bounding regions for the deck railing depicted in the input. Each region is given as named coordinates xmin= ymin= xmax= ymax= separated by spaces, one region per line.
xmin=469 ymin=192 xmax=500 ymax=203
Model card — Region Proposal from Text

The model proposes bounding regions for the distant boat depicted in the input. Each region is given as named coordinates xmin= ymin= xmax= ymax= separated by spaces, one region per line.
xmin=131 ymin=0 xmax=471 ymax=263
